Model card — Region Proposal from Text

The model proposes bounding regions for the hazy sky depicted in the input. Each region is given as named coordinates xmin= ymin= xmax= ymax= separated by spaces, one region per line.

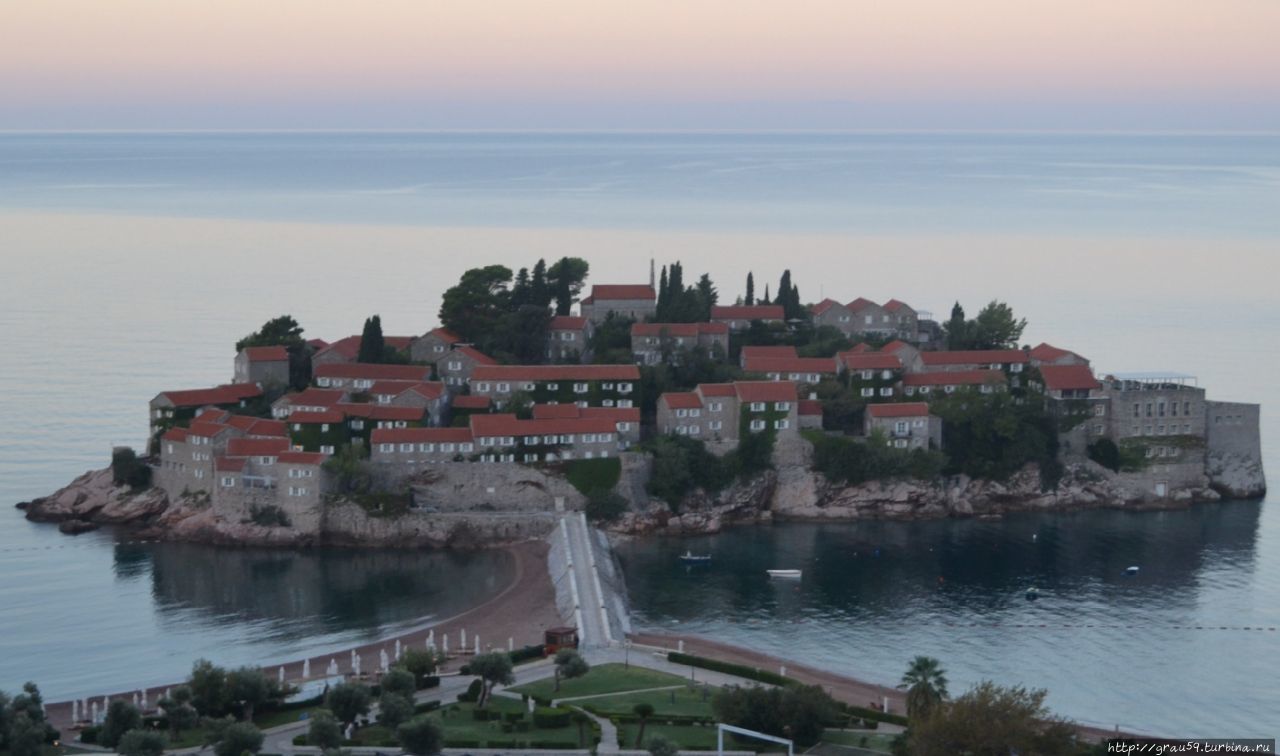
xmin=3 ymin=0 xmax=1278 ymax=131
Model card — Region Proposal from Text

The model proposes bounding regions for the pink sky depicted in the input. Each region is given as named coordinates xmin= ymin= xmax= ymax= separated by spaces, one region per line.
xmin=3 ymin=0 xmax=1278 ymax=129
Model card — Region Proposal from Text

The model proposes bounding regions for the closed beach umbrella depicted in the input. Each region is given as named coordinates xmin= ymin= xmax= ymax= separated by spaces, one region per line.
xmin=278 ymin=666 xmax=285 ymax=684
xmin=72 ymin=700 xmax=79 ymax=722
xmin=461 ymin=628 xmax=466 ymax=648
xmin=303 ymin=659 xmax=311 ymax=679
xmin=328 ymin=658 xmax=339 ymax=676
xmin=380 ymin=649 xmax=389 ymax=672
xmin=443 ymin=635 xmax=449 ymax=654
xmin=140 ymin=690 xmax=148 ymax=710
xmin=395 ymin=639 xmax=401 ymax=660
xmin=91 ymin=702 xmax=98 ymax=725
xmin=474 ymin=635 xmax=480 ymax=655
xmin=426 ymin=629 xmax=434 ymax=647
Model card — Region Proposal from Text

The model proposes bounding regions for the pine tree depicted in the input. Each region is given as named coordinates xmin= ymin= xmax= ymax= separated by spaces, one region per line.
xmin=695 ymin=274 xmax=718 ymax=321
xmin=358 ymin=315 xmax=386 ymax=363
xmin=530 ymin=259 xmax=550 ymax=308
xmin=657 ymin=265 xmax=670 ymax=320
xmin=511 ymin=267 xmax=532 ymax=308
xmin=745 ymin=272 xmax=755 ymax=305
xmin=777 ymin=270 xmax=795 ymax=319
xmin=946 ymin=302 xmax=967 ymax=350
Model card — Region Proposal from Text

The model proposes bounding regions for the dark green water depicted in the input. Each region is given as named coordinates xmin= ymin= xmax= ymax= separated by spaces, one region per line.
xmin=614 ymin=504 xmax=1278 ymax=737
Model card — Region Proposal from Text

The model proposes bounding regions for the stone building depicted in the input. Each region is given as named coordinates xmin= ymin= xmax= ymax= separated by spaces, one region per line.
xmin=902 ymin=369 xmax=1007 ymax=398
xmin=437 ymin=345 xmax=498 ymax=389
xmin=547 ymin=316 xmax=593 ymax=362
xmin=864 ymin=402 xmax=942 ymax=450
xmin=233 ymin=346 xmax=290 ymax=386
xmin=710 ymin=304 xmax=785 ymax=331
xmin=149 ymin=383 xmax=263 ymax=436
xmin=630 ymin=322 xmax=729 ymax=365
xmin=468 ymin=364 xmax=641 ymax=409
xmin=655 ymin=381 xmax=800 ymax=449
xmin=742 ymin=354 xmax=840 ymax=386
xmin=839 ymin=351 xmax=905 ymax=402
xmin=314 ymin=363 xmax=433 ymax=392
xmin=409 ymin=327 xmax=461 ymax=364
xmin=578 ymin=284 xmax=656 ymax=323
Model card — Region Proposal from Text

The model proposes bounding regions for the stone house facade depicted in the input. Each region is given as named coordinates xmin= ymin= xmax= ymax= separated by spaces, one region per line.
xmin=839 ymin=351 xmax=905 ymax=402
xmin=233 ymin=346 xmax=290 ymax=386
xmin=547 ymin=316 xmax=593 ymax=362
xmin=149 ymin=383 xmax=263 ymax=436
xmin=314 ymin=363 xmax=433 ymax=392
xmin=409 ymin=327 xmax=461 ymax=364
xmin=656 ymin=381 xmax=800 ymax=448
xmin=864 ymin=402 xmax=942 ymax=450
xmin=437 ymin=346 xmax=498 ymax=389
xmin=742 ymin=354 xmax=840 ymax=386
xmin=630 ymin=322 xmax=729 ymax=365
xmin=578 ymin=285 xmax=656 ymax=323
xmin=468 ymin=364 xmax=641 ymax=409
xmin=902 ymin=369 xmax=1007 ymax=398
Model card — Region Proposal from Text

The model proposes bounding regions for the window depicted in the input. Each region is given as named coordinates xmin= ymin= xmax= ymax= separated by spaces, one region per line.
xmin=1094 ymin=404 xmax=1105 ymax=416
xmin=774 ymin=419 xmax=790 ymax=430
xmin=865 ymin=315 xmax=873 ymax=324
xmin=350 ymin=419 xmax=364 ymax=430
xmin=447 ymin=361 xmax=461 ymax=371
xmin=750 ymin=419 xmax=766 ymax=431
xmin=442 ymin=443 xmax=456 ymax=452
xmin=1158 ymin=401 xmax=1166 ymax=417
xmin=861 ymin=370 xmax=873 ymax=380
xmin=400 ymin=443 xmax=413 ymax=452
xmin=355 ymin=379 xmax=372 ymax=389
xmin=548 ymin=383 xmax=559 ymax=391
xmin=460 ymin=443 xmax=473 ymax=452
xmin=380 ymin=443 xmax=394 ymax=452
xmin=317 ymin=377 xmax=331 ymax=387
xmin=320 ymin=423 xmax=330 ymax=432
xmin=1133 ymin=403 xmax=1141 ymax=418
xmin=689 ymin=425 xmax=701 ymax=435
xmin=618 ymin=422 xmax=631 ymax=431
xmin=522 ymin=382 xmax=535 ymax=391
xmin=751 ymin=401 xmax=766 ymax=411
xmin=560 ymin=332 xmax=574 ymax=341
xmin=1011 ymin=363 xmax=1023 ymax=373
xmin=497 ymin=382 xmax=510 ymax=393
xmin=980 ymin=384 xmax=993 ymax=394
xmin=1184 ymin=401 xmax=1192 ymax=415
xmin=945 ymin=385 xmax=956 ymax=393
xmin=676 ymin=408 xmax=688 ymax=418
xmin=879 ymin=387 xmax=893 ymax=397
xmin=1182 ymin=424 xmax=1190 ymax=433
xmin=1094 ymin=424 xmax=1104 ymax=434
xmin=619 ymin=400 xmax=633 ymax=408
xmin=894 ymin=439 xmax=908 ymax=448
xmin=775 ymin=401 xmax=790 ymax=411
xmin=524 ymin=453 xmax=539 ymax=463
xmin=913 ymin=418 xmax=925 ymax=428
xmin=603 ymin=399 xmax=615 ymax=407
xmin=1171 ymin=402 xmax=1178 ymax=417
xmin=602 ymin=382 xmax=614 ymax=390
xmin=259 ymin=456 xmax=274 ymax=465
xmin=166 ymin=444 xmax=174 ymax=454
xmin=710 ymin=421 xmax=723 ymax=430
xmin=619 ymin=383 xmax=633 ymax=393
xmin=689 ymin=408 xmax=701 ymax=417
xmin=221 ymin=476 xmax=235 ymax=487
xmin=1146 ymin=403 xmax=1153 ymax=417
xmin=574 ymin=383 xmax=589 ymax=393
xmin=477 ymin=382 xmax=491 ymax=392
xmin=480 ymin=437 xmax=494 ymax=447
xmin=904 ymin=386 xmax=915 ymax=396
xmin=709 ymin=401 xmax=723 ymax=412
xmin=895 ymin=421 xmax=909 ymax=434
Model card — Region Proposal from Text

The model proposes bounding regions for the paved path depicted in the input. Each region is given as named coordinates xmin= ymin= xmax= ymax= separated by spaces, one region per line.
xmin=560 ymin=514 xmax=611 ymax=648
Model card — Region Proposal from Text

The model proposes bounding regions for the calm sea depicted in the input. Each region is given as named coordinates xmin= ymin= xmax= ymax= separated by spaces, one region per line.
xmin=0 ymin=132 xmax=1276 ymax=734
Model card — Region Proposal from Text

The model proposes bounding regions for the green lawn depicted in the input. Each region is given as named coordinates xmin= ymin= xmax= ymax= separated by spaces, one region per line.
xmin=254 ymin=704 xmax=324 ymax=729
xmin=580 ymin=685 xmax=716 ymax=718
xmin=510 ymin=663 xmax=687 ymax=701
xmin=436 ymin=700 xmax=594 ymax=749
xmin=619 ymin=721 xmax=732 ymax=752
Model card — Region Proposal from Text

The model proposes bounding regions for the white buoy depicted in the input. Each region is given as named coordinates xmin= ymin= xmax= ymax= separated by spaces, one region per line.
xmin=303 ymin=658 xmax=311 ymax=678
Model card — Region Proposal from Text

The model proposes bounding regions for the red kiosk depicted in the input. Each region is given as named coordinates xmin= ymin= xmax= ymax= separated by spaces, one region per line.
xmin=543 ymin=626 xmax=579 ymax=655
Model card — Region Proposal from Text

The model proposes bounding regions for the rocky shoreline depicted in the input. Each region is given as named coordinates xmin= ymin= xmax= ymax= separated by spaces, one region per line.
xmin=19 ymin=436 xmax=1249 ymax=547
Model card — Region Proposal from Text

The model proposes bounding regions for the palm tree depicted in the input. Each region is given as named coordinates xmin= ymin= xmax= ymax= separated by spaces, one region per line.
xmin=898 ymin=656 xmax=948 ymax=720
xmin=633 ymin=703 xmax=655 ymax=747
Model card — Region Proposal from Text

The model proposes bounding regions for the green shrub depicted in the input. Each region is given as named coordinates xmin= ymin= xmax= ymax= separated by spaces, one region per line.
xmin=413 ymin=700 xmax=441 ymax=715
xmin=247 ymin=504 xmax=290 ymax=527
xmin=844 ymin=705 xmax=907 ymax=727
xmin=532 ymin=707 xmax=572 ymax=728
xmin=508 ymin=644 xmax=545 ymax=664
xmin=444 ymin=738 xmax=481 ymax=748
xmin=669 ymin=652 xmax=793 ymax=687
xmin=112 ymin=447 xmax=152 ymax=489
xmin=529 ymin=740 xmax=579 ymax=749
xmin=585 ymin=489 xmax=629 ymax=523
xmin=503 ymin=711 xmax=525 ymax=723
xmin=290 ymin=735 xmax=307 ymax=746
xmin=457 ymin=678 xmax=483 ymax=703
xmin=566 ymin=457 xmax=622 ymax=495
xmin=80 ymin=726 xmax=100 ymax=744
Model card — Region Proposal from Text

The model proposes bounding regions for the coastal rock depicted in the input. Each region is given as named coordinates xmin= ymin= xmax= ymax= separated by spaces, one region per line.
xmin=58 ymin=519 xmax=100 ymax=535
xmin=24 ymin=468 xmax=169 ymax=525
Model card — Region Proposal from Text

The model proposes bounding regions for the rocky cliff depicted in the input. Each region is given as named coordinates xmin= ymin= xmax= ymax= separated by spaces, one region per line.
xmin=20 ymin=468 xmax=555 ymax=548
xmin=608 ymin=437 xmax=1226 ymax=536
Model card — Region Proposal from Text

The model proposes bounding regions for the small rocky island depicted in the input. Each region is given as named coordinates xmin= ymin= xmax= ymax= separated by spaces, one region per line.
xmin=21 ymin=259 xmax=1267 ymax=546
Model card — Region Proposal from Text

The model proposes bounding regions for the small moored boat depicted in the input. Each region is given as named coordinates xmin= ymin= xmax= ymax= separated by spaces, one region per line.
xmin=767 ymin=569 xmax=802 ymax=579
xmin=1125 ymin=566 xmax=1140 ymax=575
xmin=1025 ymin=587 xmax=1040 ymax=601
xmin=679 ymin=551 xmax=712 ymax=563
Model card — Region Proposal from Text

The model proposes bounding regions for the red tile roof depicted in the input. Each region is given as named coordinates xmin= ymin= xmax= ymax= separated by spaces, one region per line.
xmin=740 ymin=346 xmax=798 ymax=361
xmin=385 ymin=336 xmax=415 ymax=351
xmin=452 ymin=345 xmax=499 ymax=366
xmin=161 ymin=427 xmax=189 ymax=442
xmin=226 ymin=437 xmax=291 ymax=457
xmin=278 ymin=388 xmax=346 ymax=408
xmin=882 ymin=299 xmax=913 ymax=313
xmin=470 ymin=413 xmax=618 ymax=438
xmin=1030 ymin=342 xmax=1084 ymax=363
xmin=839 ymin=352 xmax=903 ymax=371
xmin=224 ymin=415 xmax=288 ymax=437
xmin=867 ymin=402 xmax=931 ymax=418
xmin=798 ymin=399 xmax=823 ymax=416
xmin=315 ymin=363 xmax=433 ymax=381
xmin=451 ymin=395 xmax=492 ymax=409
xmin=215 ymin=457 xmax=248 ymax=472
xmin=846 ymin=297 xmax=878 ymax=312
xmin=405 ymin=383 xmax=446 ymax=401
xmin=920 ymin=350 xmax=1029 ymax=366
xmin=315 ymin=335 xmax=362 ymax=361
xmin=158 ymin=384 xmax=263 ymax=408
xmin=660 ymin=392 xmax=703 ymax=410
xmin=289 ymin=409 xmax=346 ymax=424
xmin=277 ymin=451 xmax=330 ymax=465
xmin=1040 ymin=365 xmax=1101 ymax=392
xmin=196 ymin=407 xmax=231 ymax=423
xmin=734 ymin=381 xmax=799 ymax=403
xmin=587 ymin=284 xmax=656 ymax=302
xmin=427 ymin=327 xmax=461 ymax=344
xmin=811 ymin=298 xmax=846 ymax=316
xmin=743 ymin=356 xmax=839 ymax=375
xmin=307 ymin=338 xmax=330 ymax=350
xmin=579 ymin=406 xmax=641 ymax=423
xmin=532 ymin=404 xmax=583 ymax=419
xmin=696 ymin=383 xmax=739 ymax=397
xmin=187 ymin=421 xmax=234 ymax=439
xmin=902 ymin=370 xmax=1007 ymax=387
xmin=336 ymin=403 xmax=425 ymax=421
xmin=369 ymin=380 xmax=424 ymax=396
xmin=372 ymin=427 xmax=475 ymax=444
xmin=242 ymin=345 xmax=289 ymax=362
xmin=549 ymin=316 xmax=589 ymax=330
xmin=471 ymin=364 xmax=640 ymax=381
xmin=631 ymin=322 xmax=728 ymax=338
xmin=711 ymin=305 xmax=785 ymax=321
xmin=882 ymin=340 xmax=912 ymax=354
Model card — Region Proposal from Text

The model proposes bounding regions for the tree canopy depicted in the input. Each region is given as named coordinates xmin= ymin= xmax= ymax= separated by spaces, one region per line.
xmin=236 ymin=315 xmax=305 ymax=351
xmin=943 ymin=300 xmax=1027 ymax=350
xmin=711 ymin=683 xmax=836 ymax=748
xmin=655 ymin=262 xmax=717 ymax=322
xmin=905 ymin=681 xmax=1084 ymax=756
xmin=357 ymin=315 xmax=387 ymax=363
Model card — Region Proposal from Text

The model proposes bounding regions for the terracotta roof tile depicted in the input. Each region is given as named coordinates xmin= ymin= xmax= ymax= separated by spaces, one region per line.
xmin=161 ymin=427 xmax=189 ymax=442
xmin=226 ymin=437 xmax=291 ymax=457
xmin=452 ymin=345 xmax=498 ymax=365
xmin=811 ymin=298 xmax=845 ymax=316
xmin=186 ymin=421 xmax=234 ymax=439
xmin=1030 ymin=342 xmax=1085 ymax=363
xmin=471 ymin=364 xmax=640 ymax=381
xmin=470 ymin=413 xmax=617 ymax=438
xmin=277 ymin=451 xmax=330 ymax=465
xmin=696 ymin=383 xmax=739 ymax=397
xmin=276 ymin=388 xmax=346 ymax=408
xmin=839 ymin=352 xmax=903 ymax=371
xmin=920 ymin=350 xmax=1029 ymax=366
xmin=740 ymin=346 xmax=798 ymax=360
xmin=1040 ymin=365 xmax=1101 ymax=392
xmin=882 ymin=299 xmax=913 ymax=313
xmin=428 ymin=327 xmax=461 ymax=343
xmin=242 ymin=345 xmax=289 ymax=362
xmin=846 ymin=297 xmax=878 ymax=311
xmin=315 ymin=363 xmax=433 ymax=381
xmin=451 ymin=395 xmax=492 ymax=409
xmin=372 ymin=427 xmax=475 ymax=444
xmin=711 ymin=305 xmax=785 ymax=320
xmin=336 ymin=403 xmax=425 ymax=421
xmin=289 ymin=409 xmax=346 ymax=424
xmin=660 ymin=392 xmax=704 ymax=410
xmin=744 ymin=356 xmax=839 ymax=375
xmin=589 ymin=284 xmax=656 ymax=301
xmin=734 ymin=381 xmax=799 ymax=403
xmin=158 ymin=383 xmax=262 ymax=408
xmin=215 ymin=457 xmax=248 ymax=472
xmin=867 ymin=402 xmax=931 ymax=418
xmin=798 ymin=399 xmax=823 ymax=416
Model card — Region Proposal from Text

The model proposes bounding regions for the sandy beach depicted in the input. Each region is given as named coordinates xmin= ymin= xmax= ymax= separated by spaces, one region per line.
xmin=43 ymin=539 xmax=562 ymax=732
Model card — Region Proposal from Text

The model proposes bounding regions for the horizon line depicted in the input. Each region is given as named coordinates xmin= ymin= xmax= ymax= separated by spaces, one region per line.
xmin=3 ymin=127 xmax=1280 ymax=137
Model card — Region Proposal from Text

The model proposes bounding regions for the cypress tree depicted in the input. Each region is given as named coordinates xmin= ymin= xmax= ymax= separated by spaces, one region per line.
xmin=745 ymin=272 xmax=755 ymax=305
xmin=358 ymin=315 xmax=386 ymax=363
xmin=530 ymin=259 xmax=550 ymax=308
xmin=761 ymin=284 xmax=770 ymax=304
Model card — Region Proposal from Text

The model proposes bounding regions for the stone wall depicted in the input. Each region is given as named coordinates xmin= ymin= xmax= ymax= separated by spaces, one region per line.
xmin=407 ymin=463 xmax=587 ymax=513
xmin=1205 ymin=400 xmax=1266 ymax=498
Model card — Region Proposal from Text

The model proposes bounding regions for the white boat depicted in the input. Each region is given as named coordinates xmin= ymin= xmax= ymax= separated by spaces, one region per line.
xmin=767 ymin=569 xmax=802 ymax=579
xmin=1125 ymin=566 xmax=1140 ymax=575
xmin=679 ymin=551 xmax=712 ymax=563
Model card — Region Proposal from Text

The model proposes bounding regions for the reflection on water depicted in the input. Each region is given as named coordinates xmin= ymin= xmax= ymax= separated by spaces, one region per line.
xmin=616 ymin=503 xmax=1277 ymax=736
